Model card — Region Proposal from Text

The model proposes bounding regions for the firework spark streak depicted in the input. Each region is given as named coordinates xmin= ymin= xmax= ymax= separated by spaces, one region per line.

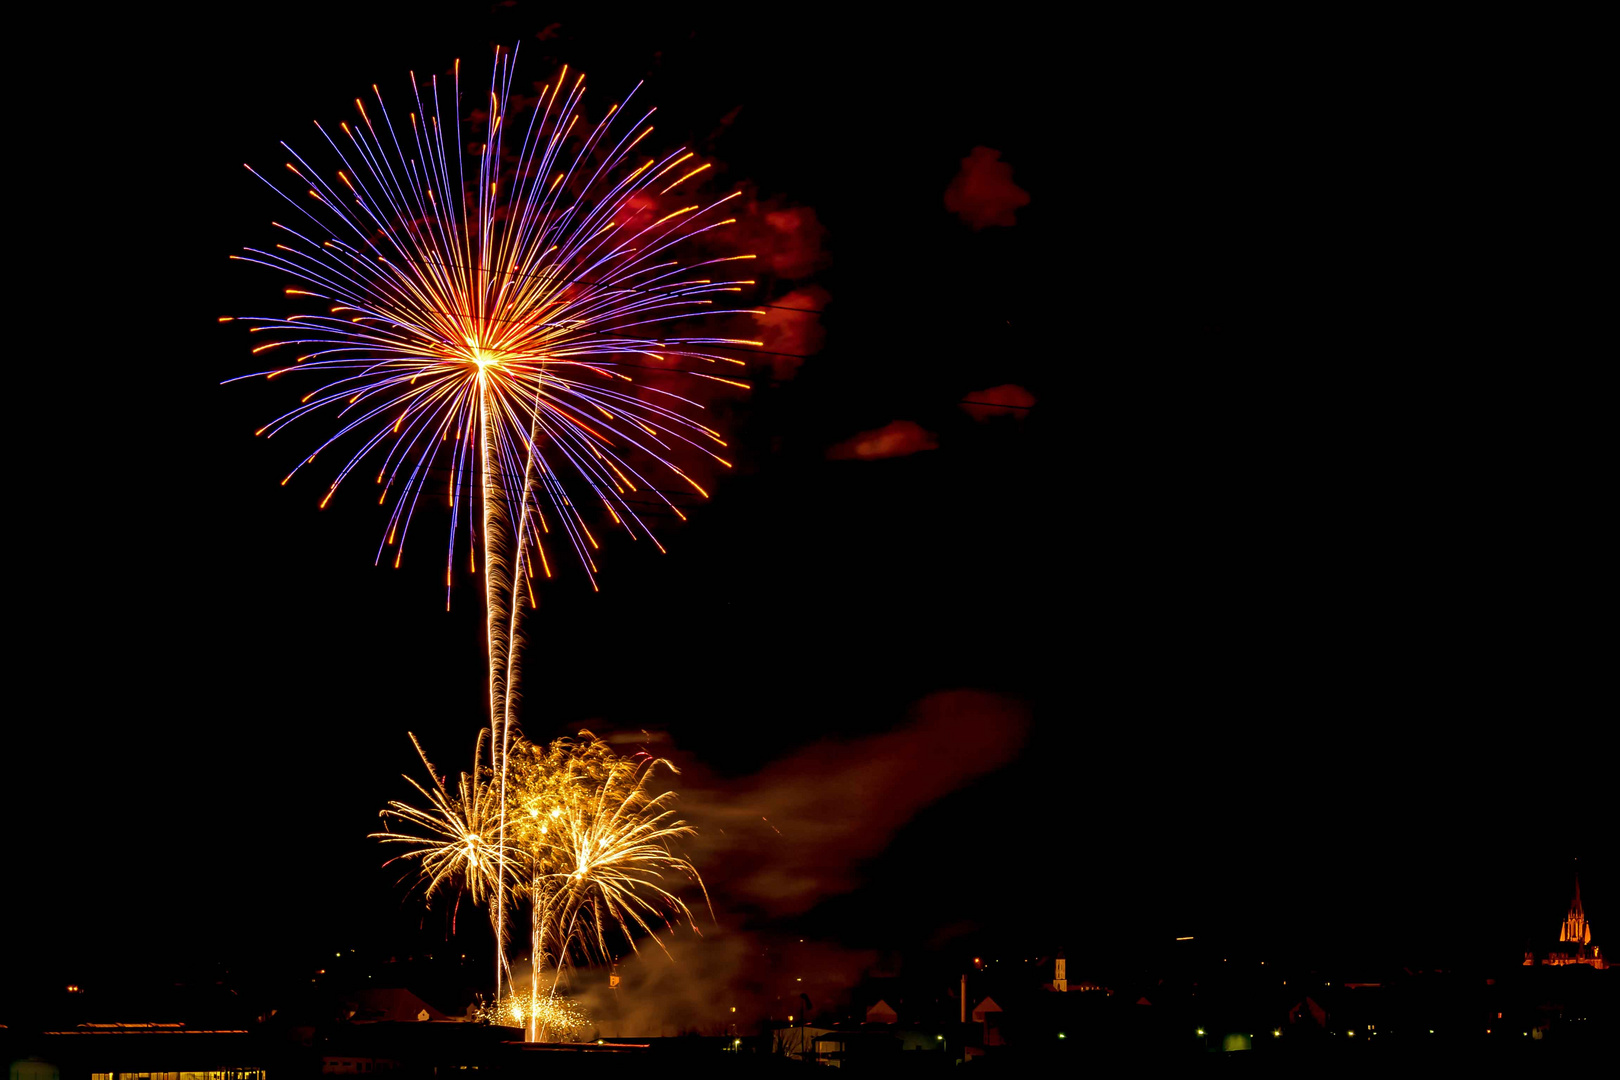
xmin=228 ymin=48 xmax=752 ymax=1003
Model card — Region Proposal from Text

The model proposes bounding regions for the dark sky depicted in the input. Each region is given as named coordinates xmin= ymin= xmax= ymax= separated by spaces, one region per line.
xmin=9 ymin=5 xmax=1608 ymax=1005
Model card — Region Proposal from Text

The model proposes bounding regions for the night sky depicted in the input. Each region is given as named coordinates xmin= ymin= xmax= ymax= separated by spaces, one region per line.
xmin=10 ymin=5 xmax=1607 ymax=1010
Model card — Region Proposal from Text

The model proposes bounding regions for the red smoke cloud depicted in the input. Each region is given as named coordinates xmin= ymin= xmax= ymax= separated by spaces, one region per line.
xmin=944 ymin=146 xmax=1030 ymax=230
xmin=826 ymin=420 xmax=937 ymax=461
xmin=685 ymin=690 xmax=1031 ymax=916
xmin=752 ymin=285 xmax=830 ymax=381
xmin=616 ymin=189 xmax=664 ymax=220
xmin=960 ymin=383 xmax=1036 ymax=421
xmin=761 ymin=207 xmax=827 ymax=278
xmin=570 ymin=927 xmax=880 ymax=1037
xmin=719 ymin=197 xmax=828 ymax=280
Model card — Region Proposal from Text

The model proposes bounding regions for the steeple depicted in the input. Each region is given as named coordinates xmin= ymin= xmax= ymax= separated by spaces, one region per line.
xmin=1559 ymin=873 xmax=1591 ymax=947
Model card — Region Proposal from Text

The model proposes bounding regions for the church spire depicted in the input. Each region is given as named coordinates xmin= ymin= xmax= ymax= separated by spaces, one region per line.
xmin=1560 ymin=872 xmax=1591 ymax=946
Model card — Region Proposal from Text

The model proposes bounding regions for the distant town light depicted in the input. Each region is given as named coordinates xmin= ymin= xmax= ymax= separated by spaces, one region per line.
xmin=1175 ymin=936 xmax=1194 ymax=941
xmin=1272 ymin=1030 xmax=1281 ymax=1037
xmin=1058 ymin=1033 xmax=1067 ymax=1039
xmin=1195 ymin=1029 xmax=1204 ymax=1037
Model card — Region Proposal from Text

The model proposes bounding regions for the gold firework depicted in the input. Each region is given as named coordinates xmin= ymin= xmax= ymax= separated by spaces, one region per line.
xmin=475 ymin=991 xmax=590 ymax=1041
xmin=376 ymin=731 xmax=707 ymax=1041
xmin=372 ymin=731 xmax=506 ymax=909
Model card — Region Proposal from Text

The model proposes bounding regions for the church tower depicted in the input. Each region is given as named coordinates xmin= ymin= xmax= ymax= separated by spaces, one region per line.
xmin=1559 ymin=875 xmax=1591 ymax=948
xmin=1053 ymin=948 xmax=1067 ymax=993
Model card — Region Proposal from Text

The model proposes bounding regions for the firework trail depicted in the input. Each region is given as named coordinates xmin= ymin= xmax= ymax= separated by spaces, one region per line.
xmin=229 ymin=47 xmax=753 ymax=1001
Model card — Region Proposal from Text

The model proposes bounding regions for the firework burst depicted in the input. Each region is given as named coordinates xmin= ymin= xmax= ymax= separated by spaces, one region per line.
xmin=228 ymin=50 xmax=756 ymax=597
xmin=231 ymin=47 xmax=751 ymax=1003
xmin=540 ymin=747 xmax=710 ymax=965
xmin=372 ymin=731 xmax=506 ymax=916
